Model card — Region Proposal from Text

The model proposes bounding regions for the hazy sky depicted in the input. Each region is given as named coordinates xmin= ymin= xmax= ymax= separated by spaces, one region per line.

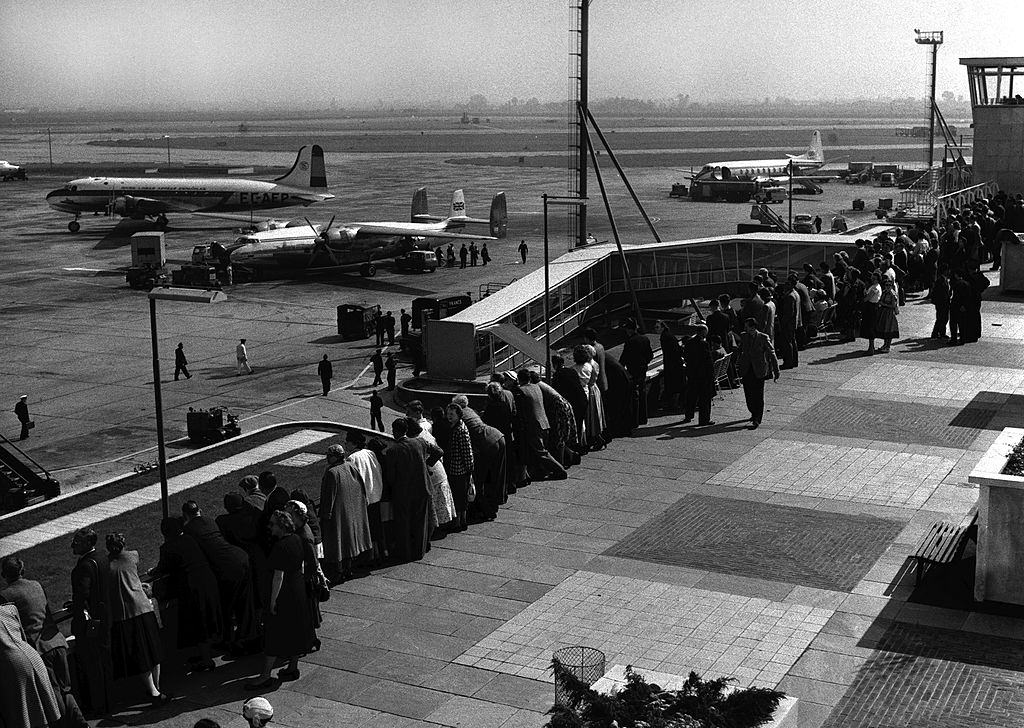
xmin=1 ymin=0 xmax=1021 ymax=110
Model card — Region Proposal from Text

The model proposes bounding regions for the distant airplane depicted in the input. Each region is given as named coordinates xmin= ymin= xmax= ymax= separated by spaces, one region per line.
xmin=218 ymin=188 xmax=507 ymax=279
xmin=689 ymin=131 xmax=827 ymax=183
xmin=45 ymin=144 xmax=334 ymax=232
xmin=1 ymin=160 xmax=27 ymax=181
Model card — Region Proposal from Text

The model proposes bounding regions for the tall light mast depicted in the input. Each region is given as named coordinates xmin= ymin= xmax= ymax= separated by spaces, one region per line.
xmin=915 ymin=29 xmax=944 ymax=170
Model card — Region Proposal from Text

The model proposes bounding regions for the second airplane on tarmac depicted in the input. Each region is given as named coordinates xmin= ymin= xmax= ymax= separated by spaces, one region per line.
xmin=46 ymin=144 xmax=334 ymax=232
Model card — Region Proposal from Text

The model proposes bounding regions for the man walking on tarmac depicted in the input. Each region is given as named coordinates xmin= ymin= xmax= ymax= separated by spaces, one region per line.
xmin=469 ymin=242 xmax=479 ymax=266
xmin=369 ymin=390 xmax=385 ymax=432
xmin=459 ymin=244 xmax=468 ymax=269
xmin=370 ymin=349 xmax=384 ymax=386
xmin=236 ymin=339 xmax=253 ymax=375
xmin=518 ymin=240 xmax=528 ymax=264
xmin=481 ymin=243 xmax=491 ymax=266
xmin=317 ymin=354 xmax=333 ymax=396
xmin=174 ymin=342 xmax=192 ymax=380
xmin=14 ymin=395 xmax=31 ymax=440
xmin=385 ymin=352 xmax=397 ymax=391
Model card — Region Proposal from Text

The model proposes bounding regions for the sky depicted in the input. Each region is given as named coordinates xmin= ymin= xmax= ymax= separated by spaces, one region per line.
xmin=1 ymin=0 xmax=1022 ymax=110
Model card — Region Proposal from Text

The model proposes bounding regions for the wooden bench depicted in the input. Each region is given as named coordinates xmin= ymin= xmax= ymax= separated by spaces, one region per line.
xmin=909 ymin=506 xmax=978 ymax=586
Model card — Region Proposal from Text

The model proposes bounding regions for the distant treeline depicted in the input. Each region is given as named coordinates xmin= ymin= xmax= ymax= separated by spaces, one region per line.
xmin=1 ymin=96 xmax=969 ymax=124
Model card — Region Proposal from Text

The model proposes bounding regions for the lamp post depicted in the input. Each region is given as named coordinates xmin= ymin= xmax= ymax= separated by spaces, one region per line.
xmin=148 ymin=287 xmax=227 ymax=518
xmin=163 ymin=135 xmax=171 ymax=165
xmin=788 ymin=159 xmax=794 ymax=231
xmin=541 ymin=194 xmax=587 ymax=380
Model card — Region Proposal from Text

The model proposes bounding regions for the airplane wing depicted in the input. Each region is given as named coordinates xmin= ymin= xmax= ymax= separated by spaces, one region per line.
xmin=347 ymin=222 xmax=497 ymax=241
xmin=111 ymin=195 xmax=201 ymax=215
xmin=412 ymin=214 xmax=490 ymax=225
xmin=191 ymin=211 xmax=295 ymax=229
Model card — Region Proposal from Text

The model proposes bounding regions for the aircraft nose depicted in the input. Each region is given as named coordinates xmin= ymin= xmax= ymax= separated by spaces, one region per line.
xmin=46 ymin=188 xmax=73 ymax=211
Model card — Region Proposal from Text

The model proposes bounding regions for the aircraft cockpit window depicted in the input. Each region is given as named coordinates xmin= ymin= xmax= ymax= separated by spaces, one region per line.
xmin=70 ymin=185 xmax=77 ymax=192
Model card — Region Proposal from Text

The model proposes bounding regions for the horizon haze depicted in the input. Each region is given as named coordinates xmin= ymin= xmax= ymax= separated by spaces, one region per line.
xmin=1 ymin=0 xmax=1021 ymax=112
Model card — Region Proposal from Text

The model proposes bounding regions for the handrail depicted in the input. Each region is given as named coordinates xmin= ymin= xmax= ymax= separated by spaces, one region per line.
xmin=0 ymin=432 xmax=54 ymax=482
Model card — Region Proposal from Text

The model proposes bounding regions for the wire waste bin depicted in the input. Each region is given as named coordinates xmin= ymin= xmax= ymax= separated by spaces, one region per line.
xmin=553 ymin=646 xmax=606 ymax=706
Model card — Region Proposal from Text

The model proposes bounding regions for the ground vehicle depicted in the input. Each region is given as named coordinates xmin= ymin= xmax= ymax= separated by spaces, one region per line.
xmin=754 ymin=186 xmax=788 ymax=204
xmin=394 ymin=249 xmax=438 ymax=273
xmin=126 ymin=232 xmax=171 ymax=289
xmin=879 ymin=172 xmax=896 ymax=187
xmin=792 ymin=214 xmax=816 ymax=233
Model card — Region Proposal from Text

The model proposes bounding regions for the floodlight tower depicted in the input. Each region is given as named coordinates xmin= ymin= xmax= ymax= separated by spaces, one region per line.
xmin=915 ymin=29 xmax=943 ymax=170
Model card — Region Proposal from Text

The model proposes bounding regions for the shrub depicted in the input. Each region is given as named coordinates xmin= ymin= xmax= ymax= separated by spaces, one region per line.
xmin=547 ymin=660 xmax=784 ymax=728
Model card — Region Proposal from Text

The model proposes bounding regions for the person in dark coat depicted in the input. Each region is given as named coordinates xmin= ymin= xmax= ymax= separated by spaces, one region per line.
xmin=0 ymin=603 xmax=62 ymax=728
xmin=317 ymin=354 xmax=332 ymax=396
xmin=245 ymin=511 xmax=314 ymax=689
xmin=400 ymin=309 xmax=412 ymax=338
xmin=372 ymin=309 xmax=384 ymax=346
xmin=1 ymin=556 xmax=70 ymax=694
xmin=182 ymin=501 xmax=255 ymax=652
xmin=69 ymin=528 xmax=112 ymax=716
xmin=451 ymin=395 xmax=509 ymax=517
xmin=459 ymin=244 xmax=468 ymax=269
xmin=483 ymin=381 xmax=527 ymax=492
xmin=15 ymin=395 xmax=31 ymax=441
xmin=152 ymin=517 xmax=221 ymax=670
xmin=550 ymin=355 xmax=588 ymax=450
xmin=385 ymin=352 xmax=397 ymax=391
xmin=776 ymin=281 xmax=801 ymax=369
xmin=657 ymin=320 xmax=684 ymax=409
xmin=602 ymin=353 xmax=637 ymax=438
xmin=382 ymin=418 xmax=437 ymax=562
xmin=619 ymin=318 xmax=653 ymax=425
xmin=682 ymin=325 xmax=716 ymax=426
xmin=370 ymin=349 xmax=384 ymax=386
xmin=174 ymin=342 xmax=192 ymax=380
xmin=481 ymin=243 xmax=491 ymax=265
xmin=383 ymin=311 xmax=396 ymax=346
xmin=217 ymin=492 xmax=265 ymax=616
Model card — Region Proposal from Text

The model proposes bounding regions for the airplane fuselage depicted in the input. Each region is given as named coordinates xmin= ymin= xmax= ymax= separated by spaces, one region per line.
xmin=227 ymin=227 xmax=420 ymax=270
xmin=695 ymin=156 xmax=824 ymax=181
xmin=45 ymin=177 xmax=331 ymax=216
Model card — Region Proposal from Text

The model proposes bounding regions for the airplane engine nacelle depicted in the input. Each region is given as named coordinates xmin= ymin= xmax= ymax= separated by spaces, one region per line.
xmin=111 ymin=196 xmax=160 ymax=218
xmin=324 ymin=229 xmax=357 ymax=246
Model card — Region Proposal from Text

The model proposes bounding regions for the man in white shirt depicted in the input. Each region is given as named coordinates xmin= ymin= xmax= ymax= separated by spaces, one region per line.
xmin=343 ymin=430 xmax=385 ymax=563
xmin=236 ymin=338 xmax=253 ymax=375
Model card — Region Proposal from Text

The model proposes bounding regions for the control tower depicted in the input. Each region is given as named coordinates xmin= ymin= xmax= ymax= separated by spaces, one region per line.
xmin=960 ymin=57 xmax=1024 ymax=192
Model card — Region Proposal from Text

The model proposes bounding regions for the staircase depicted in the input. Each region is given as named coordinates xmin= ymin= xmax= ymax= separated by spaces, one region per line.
xmin=0 ymin=435 xmax=60 ymax=515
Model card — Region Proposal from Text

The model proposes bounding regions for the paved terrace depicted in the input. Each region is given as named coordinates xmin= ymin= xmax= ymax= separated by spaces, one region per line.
xmin=8 ymin=275 xmax=1024 ymax=728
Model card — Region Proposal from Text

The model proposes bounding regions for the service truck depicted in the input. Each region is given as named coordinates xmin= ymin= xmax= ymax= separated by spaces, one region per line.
xmin=125 ymin=232 xmax=171 ymax=289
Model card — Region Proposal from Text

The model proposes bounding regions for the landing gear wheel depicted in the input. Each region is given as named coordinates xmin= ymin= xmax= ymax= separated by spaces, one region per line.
xmin=156 ymin=215 xmax=169 ymax=229
xmin=360 ymin=263 xmax=377 ymax=277
xmin=68 ymin=220 xmax=81 ymax=233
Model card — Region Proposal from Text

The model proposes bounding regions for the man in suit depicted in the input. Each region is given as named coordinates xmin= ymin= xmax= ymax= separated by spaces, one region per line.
xmin=512 ymin=371 xmax=567 ymax=481
xmin=736 ymin=317 xmax=780 ymax=429
xmin=182 ymin=500 xmax=254 ymax=650
xmin=70 ymin=528 xmax=112 ymax=716
xmin=682 ymin=325 xmax=716 ymax=427
xmin=174 ymin=342 xmax=192 ymax=380
xmin=551 ymin=354 xmax=588 ymax=442
xmin=381 ymin=419 xmax=436 ymax=562
xmin=619 ymin=318 xmax=653 ymax=425
xmin=775 ymin=281 xmax=801 ymax=369
xmin=14 ymin=394 xmax=31 ymax=440
xmin=317 ymin=354 xmax=333 ymax=396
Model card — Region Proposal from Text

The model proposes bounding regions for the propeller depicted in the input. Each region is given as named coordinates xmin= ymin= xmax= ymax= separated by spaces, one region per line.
xmin=304 ymin=215 xmax=341 ymax=267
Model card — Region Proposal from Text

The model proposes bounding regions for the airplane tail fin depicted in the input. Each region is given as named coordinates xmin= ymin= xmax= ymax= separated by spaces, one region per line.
xmin=412 ymin=187 xmax=428 ymax=222
xmin=449 ymin=189 xmax=467 ymax=220
xmin=489 ymin=192 xmax=508 ymax=239
xmin=274 ymin=144 xmax=328 ymax=188
xmin=805 ymin=130 xmax=824 ymax=162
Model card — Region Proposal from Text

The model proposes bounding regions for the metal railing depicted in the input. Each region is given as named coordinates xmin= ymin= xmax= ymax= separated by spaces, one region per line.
xmin=0 ymin=432 xmax=55 ymax=483
xmin=487 ymin=282 xmax=611 ymax=373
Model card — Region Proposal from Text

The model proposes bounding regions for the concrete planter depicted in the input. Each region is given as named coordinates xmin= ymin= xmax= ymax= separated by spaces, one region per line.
xmin=593 ymin=664 xmax=798 ymax=728
xmin=968 ymin=427 xmax=1024 ymax=604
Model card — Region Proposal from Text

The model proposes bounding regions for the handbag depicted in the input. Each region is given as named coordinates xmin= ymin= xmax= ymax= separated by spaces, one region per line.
xmin=27 ymin=421 xmax=35 ymax=430
xmin=467 ymin=477 xmax=477 ymax=503
xmin=316 ymin=571 xmax=331 ymax=603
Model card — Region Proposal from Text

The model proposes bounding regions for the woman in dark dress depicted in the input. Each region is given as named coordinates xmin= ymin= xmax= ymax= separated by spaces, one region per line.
xmin=284 ymin=500 xmax=324 ymax=639
xmin=151 ymin=517 xmax=221 ymax=671
xmin=860 ymin=272 xmax=883 ymax=354
xmin=429 ymin=406 xmax=452 ymax=454
xmin=876 ymin=277 xmax=900 ymax=352
xmin=246 ymin=511 xmax=315 ymax=689
xmin=105 ymin=533 xmax=167 ymax=705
